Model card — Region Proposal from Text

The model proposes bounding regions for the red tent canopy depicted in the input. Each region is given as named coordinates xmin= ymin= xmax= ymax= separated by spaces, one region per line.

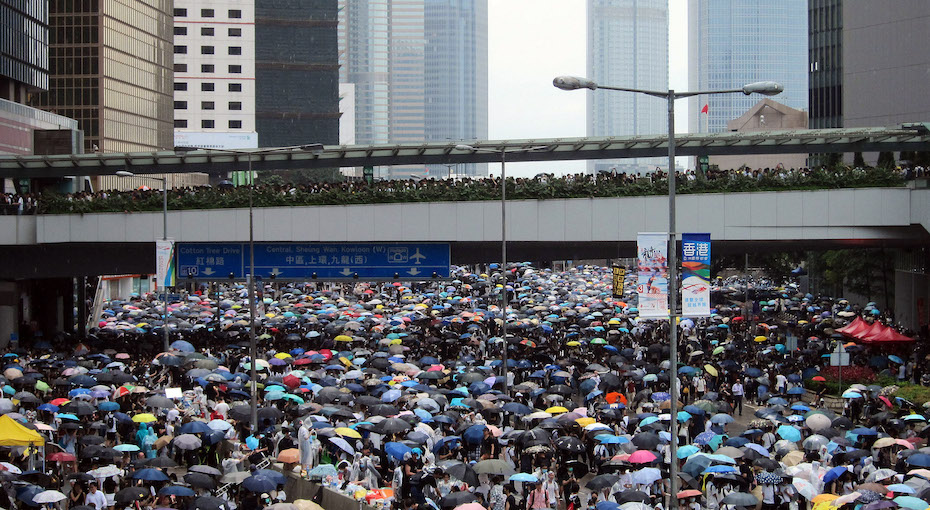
xmin=860 ymin=325 xmax=913 ymax=343
xmin=837 ymin=316 xmax=870 ymax=337
xmin=858 ymin=321 xmax=889 ymax=341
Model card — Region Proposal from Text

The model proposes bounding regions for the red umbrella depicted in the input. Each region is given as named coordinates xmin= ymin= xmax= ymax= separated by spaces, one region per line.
xmin=629 ymin=450 xmax=658 ymax=464
xmin=47 ymin=452 xmax=76 ymax=462
xmin=282 ymin=374 xmax=300 ymax=389
xmin=879 ymin=396 xmax=893 ymax=408
xmin=812 ymin=376 xmax=826 ymax=382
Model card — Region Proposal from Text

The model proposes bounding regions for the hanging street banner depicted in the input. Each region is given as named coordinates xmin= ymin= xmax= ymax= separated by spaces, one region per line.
xmin=681 ymin=233 xmax=711 ymax=317
xmin=155 ymin=240 xmax=176 ymax=290
xmin=637 ymin=233 xmax=669 ymax=318
xmin=612 ymin=266 xmax=626 ymax=298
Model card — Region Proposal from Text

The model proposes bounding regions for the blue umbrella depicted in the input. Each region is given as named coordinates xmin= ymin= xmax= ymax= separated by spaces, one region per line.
xmin=787 ymin=387 xmax=805 ymax=395
xmin=677 ymin=445 xmax=699 ymax=459
xmin=463 ymin=424 xmax=487 ymax=445
xmin=159 ymin=485 xmax=196 ymax=497
xmin=131 ymin=468 xmax=170 ymax=482
xmin=509 ymin=473 xmax=538 ymax=483
xmin=889 ymin=355 xmax=904 ymax=364
xmin=385 ymin=442 xmax=412 ymax=461
xmin=776 ymin=425 xmax=801 ymax=442
xmin=37 ymin=404 xmax=58 ymax=412
xmin=179 ymin=421 xmax=212 ymax=434
xmin=851 ymin=427 xmax=878 ymax=436
xmin=823 ymin=465 xmax=848 ymax=484
xmin=906 ymin=453 xmax=930 ymax=468
xmin=170 ymin=340 xmax=195 ymax=353
xmin=97 ymin=401 xmax=120 ymax=412
xmin=241 ymin=475 xmax=277 ymax=493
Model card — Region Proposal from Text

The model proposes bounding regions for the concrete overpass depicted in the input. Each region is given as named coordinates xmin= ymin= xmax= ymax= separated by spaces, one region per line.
xmin=1 ymin=186 xmax=928 ymax=279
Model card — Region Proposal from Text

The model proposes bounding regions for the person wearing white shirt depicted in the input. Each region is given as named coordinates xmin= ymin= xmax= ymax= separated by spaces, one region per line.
xmin=85 ymin=483 xmax=108 ymax=510
xmin=731 ymin=381 xmax=744 ymax=416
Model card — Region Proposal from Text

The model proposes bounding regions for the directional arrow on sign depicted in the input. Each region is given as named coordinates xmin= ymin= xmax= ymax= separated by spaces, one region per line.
xmin=408 ymin=268 xmax=421 ymax=276
xmin=201 ymin=268 xmax=215 ymax=276
xmin=270 ymin=268 xmax=282 ymax=277
xmin=340 ymin=268 xmax=353 ymax=276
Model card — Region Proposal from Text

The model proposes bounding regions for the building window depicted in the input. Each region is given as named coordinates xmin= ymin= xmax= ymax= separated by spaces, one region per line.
xmin=202 ymin=119 xmax=215 ymax=128
xmin=201 ymin=64 xmax=214 ymax=73
xmin=201 ymin=46 xmax=214 ymax=55
xmin=174 ymin=82 xmax=188 ymax=91
xmin=173 ymin=63 xmax=187 ymax=72
xmin=228 ymin=65 xmax=242 ymax=74
xmin=173 ymin=8 xmax=187 ymax=16
xmin=229 ymin=9 xmax=242 ymax=18
xmin=201 ymin=82 xmax=214 ymax=91
xmin=201 ymin=101 xmax=215 ymax=110
xmin=174 ymin=45 xmax=187 ymax=54
xmin=229 ymin=83 xmax=242 ymax=92
xmin=228 ymin=47 xmax=242 ymax=56
xmin=201 ymin=27 xmax=214 ymax=36
xmin=201 ymin=8 xmax=214 ymax=17
xmin=174 ymin=101 xmax=187 ymax=110
xmin=229 ymin=101 xmax=242 ymax=110
xmin=229 ymin=120 xmax=242 ymax=129
xmin=174 ymin=26 xmax=187 ymax=36
xmin=228 ymin=28 xmax=242 ymax=37
xmin=174 ymin=119 xmax=188 ymax=128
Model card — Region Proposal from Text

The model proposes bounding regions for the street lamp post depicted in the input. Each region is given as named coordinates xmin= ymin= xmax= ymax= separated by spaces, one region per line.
xmin=454 ymin=144 xmax=548 ymax=395
xmin=116 ymin=171 xmax=170 ymax=352
xmin=553 ymin=76 xmax=782 ymax=510
xmin=194 ymin=144 xmax=324 ymax=431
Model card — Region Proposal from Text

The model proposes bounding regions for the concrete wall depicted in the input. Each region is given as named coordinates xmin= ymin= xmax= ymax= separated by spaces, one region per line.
xmin=5 ymin=187 xmax=925 ymax=246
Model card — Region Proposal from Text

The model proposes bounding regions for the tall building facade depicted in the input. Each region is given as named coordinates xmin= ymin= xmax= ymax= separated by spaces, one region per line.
xmin=586 ymin=0 xmax=668 ymax=174
xmin=842 ymin=1 xmax=930 ymax=129
xmin=687 ymin=0 xmax=808 ymax=134
xmin=339 ymin=0 xmax=488 ymax=178
xmin=172 ymin=0 xmax=258 ymax=152
xmin=0 ymin=0 xmax=48 ymax=102
xmin=808 ymin=0 xmax=842 ymax=130
xmin=424 ymin=0 xmax=487 ymax=177
xmin=255 ymin=0 xmax=339 ymax=147
xmin=29 ymin=0 xmax=176 ymax=190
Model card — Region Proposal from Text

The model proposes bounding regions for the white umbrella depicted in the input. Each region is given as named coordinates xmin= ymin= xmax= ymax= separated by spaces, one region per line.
xmin=629 ymin=467 xmax=661 ymax=485
xmin=88 ymin=465 xmax=121 ymax=478
xmin=34 ymin=491 xmax=66 ymax=503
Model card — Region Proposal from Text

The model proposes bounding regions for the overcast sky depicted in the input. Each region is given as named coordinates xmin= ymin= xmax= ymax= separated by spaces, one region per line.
xmin=487 ymin=0 xmax=688 ymax=177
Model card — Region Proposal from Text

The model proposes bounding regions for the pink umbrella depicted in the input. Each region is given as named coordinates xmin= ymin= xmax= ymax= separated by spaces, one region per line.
xmin=629 ymin=450 xmax=658 ymax=464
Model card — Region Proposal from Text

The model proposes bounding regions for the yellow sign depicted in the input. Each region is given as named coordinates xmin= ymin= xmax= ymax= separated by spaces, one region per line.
xmin=612 ymin=266 xmax=625 ymax=298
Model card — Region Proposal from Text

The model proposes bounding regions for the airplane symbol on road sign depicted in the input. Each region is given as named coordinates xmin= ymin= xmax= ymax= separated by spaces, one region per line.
xmin=410 ymin=248 xmax=426 ymax=264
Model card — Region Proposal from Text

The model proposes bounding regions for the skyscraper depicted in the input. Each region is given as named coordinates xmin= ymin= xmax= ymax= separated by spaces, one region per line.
xmin=424 ymin=0 xmax=487 ymax=177
xmin=808 ymin=0 xmax=842 ymax=130
xmin=172 ymin=0 xmax=258 ymax=152
xmin=688 ymin=0 xmax=808 ymax=134
xmin=29 ymin=0 xmax=176 ymax=190
xmin=586 ymin=0 xmax=668 ymax=174
xmin=255 ymin=0 xmax=339 ymax=147
xmin=338 ymin=0 xmax=487 ymax=178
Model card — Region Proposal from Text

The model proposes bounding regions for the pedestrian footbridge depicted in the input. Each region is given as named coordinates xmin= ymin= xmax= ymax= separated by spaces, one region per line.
xmin=0 ymin=186 xmax=928 ymax=279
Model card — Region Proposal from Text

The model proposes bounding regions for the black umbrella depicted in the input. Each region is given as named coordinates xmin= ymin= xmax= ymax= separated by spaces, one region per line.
xmin=191 ymin=496 xmax=228 ymax=510
xmin=114 ymin=487 xmax=149 ymax=504
xmin=555 ymin=436 xmax=585 ymax=454
xmin=437 ymin=460 xmax=479 ymax=487
xmin=376 ymin=417 xmax=412 ymax=434
xmin=631 ymin=432 xmax=661 ymax=450
xmin=616 ymin=491 xmax=650 ymax=504
xmin=228 ymin=404 xmax=251 ymax=422
xmin=61 ymin=401 xmax=95 ymax=416
xmin=146 ymin=456 xmax=178 ymax=468
xmin=439 ymin=492 xmax=477 ymax=509
xmin=585 ymin=474 xmax=620 ymax=491
xmin=184 ymin=472 xmax=216 ymax=489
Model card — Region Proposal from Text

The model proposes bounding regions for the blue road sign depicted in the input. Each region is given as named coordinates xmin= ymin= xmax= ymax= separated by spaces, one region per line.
xmin=177 ymin=243 xmax=451 ymax=280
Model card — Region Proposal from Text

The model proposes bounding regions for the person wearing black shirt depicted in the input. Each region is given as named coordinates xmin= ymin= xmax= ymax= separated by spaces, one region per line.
xmin=278 ymin=428 xmax=297 ymax=453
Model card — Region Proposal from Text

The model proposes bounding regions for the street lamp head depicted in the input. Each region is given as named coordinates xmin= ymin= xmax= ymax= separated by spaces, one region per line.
xmin=115 ymin=170 xmax=135 ymax=177
xmin=742 ymin=81 xmax=783 ymax=96
xmin=299 ymin=143 xmax=325 ymax=154
xmin=553 ymin=76 xmax=597 ymax=91
xmin=455 ymin=144 xmax=477 ymax=151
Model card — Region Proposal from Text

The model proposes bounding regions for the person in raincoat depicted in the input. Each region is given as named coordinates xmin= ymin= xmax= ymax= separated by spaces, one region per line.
xmin=135 ymin=422 xmax=149 ymax=449
xmin=142 ymin=424 xmax=157 ymax=458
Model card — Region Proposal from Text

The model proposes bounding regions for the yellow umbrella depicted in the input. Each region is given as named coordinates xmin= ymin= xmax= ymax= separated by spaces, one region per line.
xmin=334 ymin=335 xmax=353 ymax=343
xmin=275 ymin=353 xmax=292 ymax=360
xmin=339 ymin=357 xmax=353 ymax=367
xmin=545 ymin=406 xmax=569 ymax=414
xmin=334 ymin=427 xmax=362 ymax=439
xmin=132 ymin=413 xmax=157 ymax=423
xmin=703 ymin=365 xmax=718 ymax=377
xmin=753 ymin=335 xmax=767 ymax=343
xmin=811 ymin=494 xmax=839 ymax=504
xmin=389 ymin=339 xmax=402 ymax=345
xmin=566 ymin=341 xmax=581 ymax=347
xmin=575 ymin=417 xmax=596 ymax=427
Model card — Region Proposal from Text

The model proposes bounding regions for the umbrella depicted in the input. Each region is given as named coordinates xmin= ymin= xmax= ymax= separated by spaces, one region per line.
xmin=131 ymin=468 xmax=170 ymax=481
xmin=721 ymin=493 xmax=759 ymax=507
xmin=586 ymin=474 xmax=620 ymax=490
xmin=191 ymin=496 xmax=228 ymax=510
xmin=159 ymin=486 xmax=197 ymax=497
xmin=185 ymin=472 xmax=216 ymax=490
xmin=777 ymin=425 xmax=801 ymax=442
xmin=439 ymin=492 xmax=477 ymax=509
xmin=242 ymin=475 xmax=278 ymax=493
xmin=473 ymin=459 xmax=515 ymax=476
xmin=189 ymin=465 xmax=223 ymax=477
xmin=173 ymin=434 xmax=203 ymax=450
xmin=33 ymin=491 xmax=67 ymax=504
xmin=115 ymin=487 xmax=149 ymax=504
